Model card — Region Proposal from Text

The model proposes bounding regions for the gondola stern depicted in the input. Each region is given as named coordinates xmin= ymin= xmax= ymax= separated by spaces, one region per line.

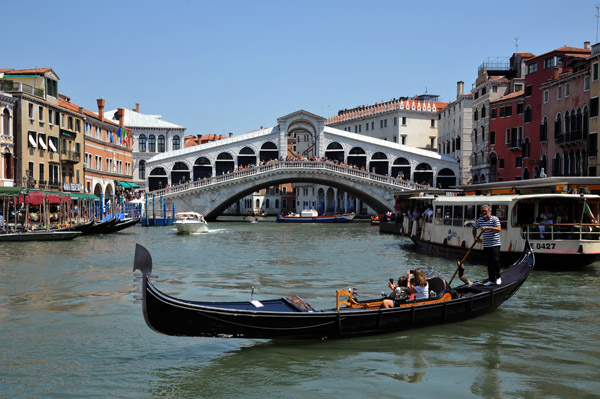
xmin=133 ymin=243 xmax=153 ymax=276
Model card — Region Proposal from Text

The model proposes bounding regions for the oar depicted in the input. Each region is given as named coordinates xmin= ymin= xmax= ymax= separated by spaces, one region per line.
xmin=449 ymin=229 xmax=483 ymax=285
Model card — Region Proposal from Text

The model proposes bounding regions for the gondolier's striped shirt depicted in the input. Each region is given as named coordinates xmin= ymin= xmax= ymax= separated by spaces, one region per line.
xmin=473 ymin=216 xmax=501 ymax=247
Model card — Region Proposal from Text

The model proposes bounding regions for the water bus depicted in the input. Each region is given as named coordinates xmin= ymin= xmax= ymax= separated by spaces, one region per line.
xmin=402 ymin=179 xmax=600 ymax=269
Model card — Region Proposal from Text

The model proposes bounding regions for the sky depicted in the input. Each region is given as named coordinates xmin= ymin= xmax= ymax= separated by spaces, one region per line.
xmin=3 ymin=0 xmax=599 ymax=136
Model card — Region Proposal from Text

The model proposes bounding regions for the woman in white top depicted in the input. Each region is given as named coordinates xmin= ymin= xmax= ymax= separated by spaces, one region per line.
xmin=406 ymin=268 xmax=429 ymax=300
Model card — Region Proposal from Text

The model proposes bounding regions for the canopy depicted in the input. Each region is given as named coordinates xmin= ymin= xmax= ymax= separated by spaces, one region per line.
xmin=70 ymin=193 xmax=100 ymax=201
xmin=0 ymin=186 xmax=23 ymax=197
xmin=20 ymin=191 xmax=65 ymax=205
xmin=117 ymin=181 xmax=139 ymax=189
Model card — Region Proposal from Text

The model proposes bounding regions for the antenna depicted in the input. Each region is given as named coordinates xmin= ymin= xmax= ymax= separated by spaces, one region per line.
xmin=514 ymin=37 xmax=519 ymax=52
xmin=596 ymin=4 xmax=600 ymax=43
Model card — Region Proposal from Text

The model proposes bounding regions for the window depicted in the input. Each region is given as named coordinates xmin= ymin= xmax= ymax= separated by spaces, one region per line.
xmin=48 ymin=109 xmax=53 ymax=125
xmin=482 ymin=87 xmax=487 ymax=95
xmin=75 ymin=119 xmax=81 ymax=133
xmin=366 ymin=123 xmax=369 ymax=131
xmin=591 ymin=97 xmax=599 ymax=118
xmin=173 ymin=135 xmax=180 ymax=150
xmin=544 ymin=57 xmax=556 ymax=69
xmin=401 ymin=135 xmax=407 ymax=145
xmin=28 ymin=103 xmax=34 ymax=119
xmin=544 ymin=90 xmax=549 ymax=103
xmin=68 ymin=116 xmax=73 ymax=130
xmin=524 ymin=106 xmax=531 ymax=123
xmin=499 ymin=158 xmax=505 ymax=169
xmin=590 ymin=133 xmax=598 ymax=156
xmin=38 ymin=133 xmax=46 ymax=150
xmin=402 ymin=117 xmax=406 ymax=125
xmin=158 ymin=135 xmax=165 ymax=152
xmin=558 ymin=86 xmax=562 ymax=99
xmin=38 ymin=106 xmax=44 ymax=122
xmin=490 ymin=130 xmax=495 ymax=145
xmin=431 ymin=119 xmax=435 ymax=128
xmin=515 ymin=83 xmax=523 ymax=92
xmin=491 ymin=108 xmax=497 ymax=119
xmin=585 ymin=75 xmax=590 ymax=91
xmin=148 ymin=135 xmax=156 ymax=152
xmin=594 ymin=62 xmax=599 ymax=81
xmin=527 ymin=63 xmax=538 ymax=74
xmin=565 ymin=83 xmax=571 ymax=97
xmin=371 ymin=121 xmax=374 ymax=130
xmin=517 ymin=103 xmax=524 ymax=114
xmin=505 ymin=129 xmax=511 ymax=144
xmin=505 ymin=105 xmax=512 ymax=117
xmin=394 ymin=117 xmax=397 ymax=126
xmin=516 ymin=157 xmax=523 ymax=168
xmin=28 ymin=131 xmax=37 ymax=148
xmin=525 ymin=85 xmax=532 ymax=97
xmin=384 ymin=119 xmax=387 ymax=128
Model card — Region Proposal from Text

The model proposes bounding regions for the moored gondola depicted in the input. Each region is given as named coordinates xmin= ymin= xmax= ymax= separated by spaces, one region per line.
xmin=133 ymin=242 xmax=534 ymax=339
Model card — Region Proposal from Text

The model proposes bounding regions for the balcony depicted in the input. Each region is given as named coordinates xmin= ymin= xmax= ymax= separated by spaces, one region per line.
xmin=556 ymin=130 xmax=587 ymax=147
xmin=0 ymin=80 xmax=44 ymax=98
xmin=508 ymin=139 xmax=522 ymax=151
xmin=60 ymin=150 xmax=81 ymax=163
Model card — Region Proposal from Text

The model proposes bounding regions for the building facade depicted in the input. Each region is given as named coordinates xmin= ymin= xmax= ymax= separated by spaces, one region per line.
xmin=0 ymin=90 xmax=17 ymax=186
xmin=438 ymin=81 xmax=473 ymax=184
xmin=104 ymin=105 xmax=186 ymax=190
xmin=589 ymin=43 xmax=600 ymax=176
xmin=83 ymin=99 xmax=134 ymax=199
xmin=470 ymin=53 xmax=533 ymax=183
xmin=489 ymin=91 xmax=525 ymax=181
xmin=326 ymin=94 xmax=447 ymax=153
xmin=522 ymin=45 xmax=591 ymax=179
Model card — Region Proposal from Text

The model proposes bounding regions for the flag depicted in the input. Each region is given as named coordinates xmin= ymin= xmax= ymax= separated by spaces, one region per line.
xmin=109 ymin=130 xmax=114 ymax=143
xmin=584 ymin=202 xmax=595 ymax=222
xmin=116 ymin=127 xmax=123 ymax=144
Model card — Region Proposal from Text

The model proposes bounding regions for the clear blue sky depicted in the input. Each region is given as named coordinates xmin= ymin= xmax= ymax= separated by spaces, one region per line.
xmin=4 ymin=0 xmax=598 ymax=136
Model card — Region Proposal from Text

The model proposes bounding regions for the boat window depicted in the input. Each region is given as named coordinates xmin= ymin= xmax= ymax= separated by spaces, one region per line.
xmin=492 ymin=205 xmax=508 ymax=229
xmin=443 ymin=206 xmax=453 ymax=225
xmin=465 ymin=205 xmax=476 ymax=224
xmin=514 ymin=201 xmax=535 ymax=226
xmin=453 ymin=205 xmax=463 ymax=226
xmin=434 ymin=205 xmax=443 ymax=225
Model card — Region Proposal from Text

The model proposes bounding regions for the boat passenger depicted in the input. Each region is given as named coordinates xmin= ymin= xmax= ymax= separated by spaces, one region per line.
xmin=381 ymin=269 xmax=428 ymax=308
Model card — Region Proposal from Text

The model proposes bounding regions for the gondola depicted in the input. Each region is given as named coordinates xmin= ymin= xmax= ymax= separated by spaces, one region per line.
xmin=105 ymin=217 xmax=141 ymax=233
xmin=80 ymin=217 xmax=118 ymax=235
xmin=0 ymin=230 xmax=81 ymax=241
xmin=133 ymin=242 xmax=534 ymax=339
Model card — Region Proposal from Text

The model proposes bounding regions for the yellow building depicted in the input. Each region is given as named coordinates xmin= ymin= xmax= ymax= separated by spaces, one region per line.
xmin=0 ymin=68 xmax=84 ymax=192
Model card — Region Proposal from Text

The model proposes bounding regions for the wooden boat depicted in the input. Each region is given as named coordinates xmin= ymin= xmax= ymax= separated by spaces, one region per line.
xmin=0 ymin=230 xmax=81 ymax=241
xmin=81 ymin=217 xmax=118 ymax=235
xmin=132 ymin=242 xmax=534 ymax=339
xmin=276 ymin=209 xmax=356 ymax=223
xmin=403 ymin=193 xmax=600 ymax=269
xmin=174 ymin=212 xmax=208 ymax=233
xmin=103 ymin=217 xmax=141 ymax=234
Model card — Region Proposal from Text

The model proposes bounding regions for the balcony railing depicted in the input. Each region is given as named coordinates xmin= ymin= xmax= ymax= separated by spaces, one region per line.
xmin=60 ymin=150 xmax=81 ymax=163
xmin=508 ymin=138 xmax=522 ymax=150
xmin=556 ymin=130 xmax=587 ymax=146
xmin=0 ymin=80 xmax=44 ymax=98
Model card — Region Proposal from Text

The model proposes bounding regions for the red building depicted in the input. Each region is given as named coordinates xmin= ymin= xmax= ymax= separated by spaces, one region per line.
xmin=489 ymin=91 xmax=525 ymax=181
xmin=522 ymin=44 xmax=591 ymax=178
xmin=540 ymin=54 xmax=591 ymax=176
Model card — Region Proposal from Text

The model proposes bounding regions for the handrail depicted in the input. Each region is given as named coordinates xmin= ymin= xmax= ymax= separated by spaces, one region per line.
xmin=148 ymin=160 xmax=431 ymax=197
xmin=520 ymin=223 xmax=600 ymax=241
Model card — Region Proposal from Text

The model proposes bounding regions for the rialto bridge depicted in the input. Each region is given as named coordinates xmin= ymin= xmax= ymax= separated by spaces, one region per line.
xmin=144 ymin=110 xmax=459 ymax=219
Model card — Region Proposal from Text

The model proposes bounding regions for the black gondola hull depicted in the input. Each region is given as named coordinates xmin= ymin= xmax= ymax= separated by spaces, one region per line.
xmin=134 ymin=243 xmax=534 ymax=340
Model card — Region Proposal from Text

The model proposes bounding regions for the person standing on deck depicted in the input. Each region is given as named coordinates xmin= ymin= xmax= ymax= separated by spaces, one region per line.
xmin=472 ymin=204 xmax=502 ymax=285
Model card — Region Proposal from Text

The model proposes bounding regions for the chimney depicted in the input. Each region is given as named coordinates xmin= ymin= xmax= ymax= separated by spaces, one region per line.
xmin=134 ymin=103 xmax=140 ymax=112
xmin=229 ymin=132 xmax=233 ymax=137
xmin=585 ymin=41 xmax=591 ymax=50
xmin=553 ymin=67 xmax=560 ymax=80
xmin=97 ymin=98 xmax=105 ymax=120
xmin=457 ymin=81 xmax=464 ymax=98
xmin=117 ymin=108 xmax=125 ymax=128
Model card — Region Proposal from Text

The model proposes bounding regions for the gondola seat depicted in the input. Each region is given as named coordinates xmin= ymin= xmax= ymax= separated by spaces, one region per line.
xmin=427 ymin=277 xmax=448 ymax=297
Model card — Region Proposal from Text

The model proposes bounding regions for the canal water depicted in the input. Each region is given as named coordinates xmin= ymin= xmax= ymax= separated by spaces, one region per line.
xmin=0 ymin=221 xmax=598 ymax=398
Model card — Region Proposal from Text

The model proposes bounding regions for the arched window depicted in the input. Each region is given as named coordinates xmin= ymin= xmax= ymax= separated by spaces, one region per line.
xmin=173 ymin=135 xmax=180 ymax=150
xmin=139 ymin=160 xmax=146 ymax=179
xmin=2 ymin=109 xmax=10 ymax=136
xmin=158 ymin=135 xmax=165 ymax=152
xmin=555 ymin=113 xmax=562 ymax=138
xmin=148 ymin=135 xmax=156 ymax=152
xmin=139 ymin=134 xmax=147 ymax=152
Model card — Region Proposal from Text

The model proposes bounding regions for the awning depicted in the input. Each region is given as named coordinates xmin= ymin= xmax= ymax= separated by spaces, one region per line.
xmin=0 ymin=186 xmax=23 ymax=197
xmin=28 ymin=134 xmax=37 ymax=148
xmin=70 ymin=193 xmax=100 ymax=201
xmin=39 ymin=137 xmax=47 ymax=150
xmin=117 ymin=181 xmax=139 ymax=189
xmin=48 ymin=139 xmax=57 ymax=152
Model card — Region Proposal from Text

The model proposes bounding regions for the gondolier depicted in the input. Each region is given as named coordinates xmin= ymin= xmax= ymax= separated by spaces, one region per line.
xmin=472 ymin=204 xmax=502 ymax=286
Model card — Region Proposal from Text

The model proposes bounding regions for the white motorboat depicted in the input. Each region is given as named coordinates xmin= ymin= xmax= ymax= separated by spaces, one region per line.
xmin=174 ymin=212 xmax=208 ymax=234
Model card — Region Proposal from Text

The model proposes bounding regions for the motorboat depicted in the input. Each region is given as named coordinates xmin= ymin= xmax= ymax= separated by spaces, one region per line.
xmin=174 ymin=212 xmax=208 ymax=233
xmin=276 ymin=209 xmax=356 ymax=223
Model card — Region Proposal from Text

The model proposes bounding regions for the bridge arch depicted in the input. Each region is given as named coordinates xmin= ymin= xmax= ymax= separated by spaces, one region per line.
xmin=414 ymin=163 xmax=433 ymax=186
xmin=437 ymin=168 xmax=456 ymax=189
xmin=194 ymin=157 xmax=212 ymax=180
xmin=171 ymin=161 xmax=190 ymax=185
xmin=237 ymin=146 xmax=257 ymax=168
xmin=325 ymin=142 xmax=344 ymax=163
xmin=216 ymin=152 xmax=234 ymax=175
xmin=288 ymin=119 xmax=317 ymax=158
xmin=392 ymin=157 xmax=410 ymax=179
xmin=348 ymin=147 xmax=367 ymax=169
xmin=369 ymin=152 xmax=388 ymax=175
xmin=260 ymin=142 xmax=278 ymax=162
xmin=149 ymin=167 xmax=168 ymax=191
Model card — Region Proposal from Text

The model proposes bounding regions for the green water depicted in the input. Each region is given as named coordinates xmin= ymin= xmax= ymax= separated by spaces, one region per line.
xmin=0 ymin=222 xmax=598 ymax=398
